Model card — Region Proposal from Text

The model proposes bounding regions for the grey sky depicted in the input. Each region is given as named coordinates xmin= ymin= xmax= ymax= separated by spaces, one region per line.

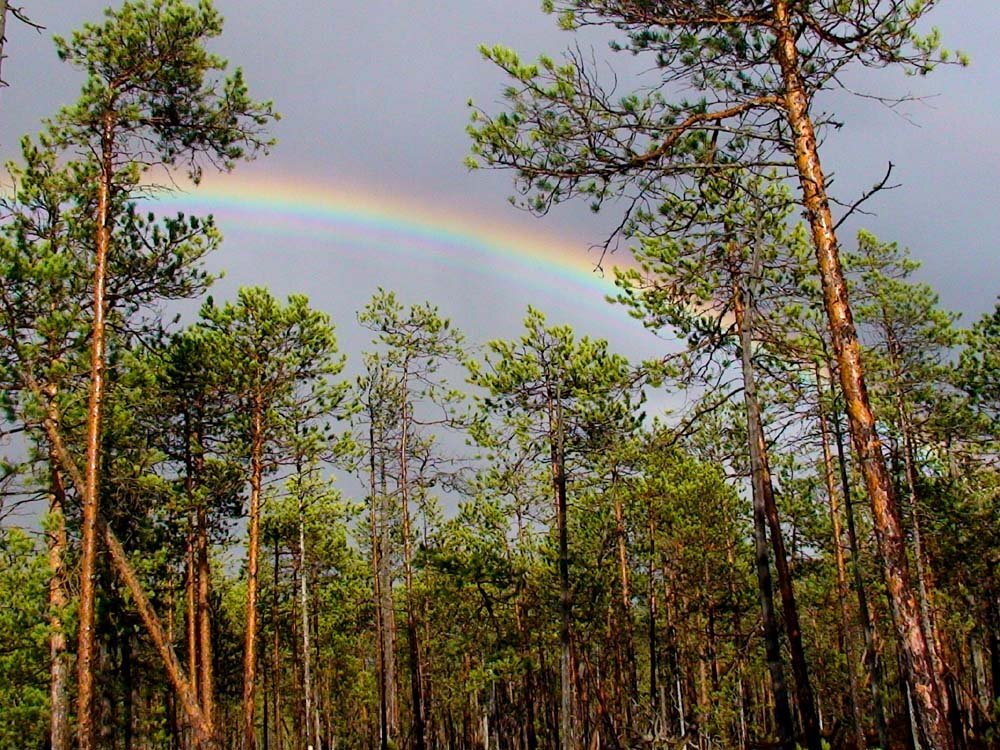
xmin=2 ymin=0 xmax=998 ymax=364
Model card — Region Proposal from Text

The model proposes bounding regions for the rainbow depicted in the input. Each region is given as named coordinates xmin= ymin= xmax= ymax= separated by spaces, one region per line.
xmin=151 ymin=174 xmax=633 ymax=303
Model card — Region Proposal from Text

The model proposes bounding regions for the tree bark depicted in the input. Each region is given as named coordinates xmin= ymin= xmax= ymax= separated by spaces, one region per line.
xmin=829 ymin=371 xmax=890 ymax=749
xmin=103 ymin=524 xmax=214 ymax=747
xmin=732 ymin=268 xmax=797 ymax=750
xmin=817 ymin=369 xmax=865 ymax=750
xmin=298 ymin=494 xmax=315 ymax=750
xmin=47 ymin=449 xmax=71 ymax=750
xmin=36 ymin=397 xmax=215 ymax=747
xmin=399 ymin=382 xmax=427 ymax=750
xmin=370 ymin=410 xmax=399 ymax=750
xmin=549 ymin=383 xmax=574 ymax=750
xmin=772 ymin=4 xmax=954 ymax=747
xmin=272 ymin=538 xmax=282 ymax=750
xmin=77 ymin=108 xmax=115 ymax=750
xmin=196 ymin=503 xmax=215 ymax=731
xmin=612 ymin=484 xmax=638 ymax=727
xmin=186 ymin=529 xmax=199 ymax=702
xmin=0 ymin=0 xmax=8 ymax=85
xmin=243 ymin=396 xmax=265 ymax=750
xmin=370 ymin=418 xmax=391 ymax=750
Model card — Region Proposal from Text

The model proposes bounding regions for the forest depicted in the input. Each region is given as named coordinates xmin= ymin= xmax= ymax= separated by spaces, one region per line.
xmin=0 ymin=1 xmax=998 ymax=750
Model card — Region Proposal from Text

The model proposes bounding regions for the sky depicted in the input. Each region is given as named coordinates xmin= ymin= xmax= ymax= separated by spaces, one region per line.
xmin=2 ymin=0 xmax=999 ymax=373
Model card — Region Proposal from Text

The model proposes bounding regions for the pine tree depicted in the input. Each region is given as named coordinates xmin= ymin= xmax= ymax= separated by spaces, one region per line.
xmin=358 ymin=290 xmax=467 ymax=750
xmin=468 ymin=3 xmax=964 ymax=742
xmin=196 ymin=287 xmax=346 ymax=750
xmin=468 ymin=308 xmax=641 ymax=750
xmin=36 ymin=3 xmax=275 ymax=745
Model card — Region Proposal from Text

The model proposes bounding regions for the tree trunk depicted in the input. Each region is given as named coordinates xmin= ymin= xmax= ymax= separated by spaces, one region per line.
xmin=243 ymin=397 xmax=265 ymax=750
xmin=732 ymin=270 xmax=797 ymax=750
xmin=370 ymin=408 xmax=400 ymax=750
xmin=817 ymin=369 xmax=865 ymax=750
xmin=272 ymin=538 xmax=282 ymax=750
xmin=399 ymin=387 xmax=427 ymax=750
xmin=731 ymin=241 xmax=822 ymax=750
xmin=829 ymin=371 xmax=890 ymax=748
xmin=37 ymin=378 xmax=215 ymax=747
xmin=77 ymin=109 xmax=116 ymax=750
xmin=647 ymin=511 xmax=660 ymax=735
xmin=298 ymin=496 xmax=315 ymax=750
xmin=0 ymin=1 xmax=8 ymax=85
xmin=612 ymin=483 xmax=638 ymax=730
xmin=196 ymin=503 xmax=215 ymax=732
xmin=103 ymin=524 xmax=214 ymax=747
xmin=549 ymin=385 xmax=574 ymax=750
xmin=772 ymin=5 xmax=953 ymax=747
xmin=186 ymin=529 xmax=200 ymax=703
xmin=369 ymin=416 xmax=392 ymax=750
xmin=47 ymin=450 xmax=71 ymax=750
xmin=186 ymin=410 xmax=215 ymax=733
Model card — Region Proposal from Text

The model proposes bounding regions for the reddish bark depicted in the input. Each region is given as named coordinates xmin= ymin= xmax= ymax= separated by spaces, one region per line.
xmin=76 ymin=109 xmax=115 ymax=750
xmin=772 ymin=4 xmax=954 ymax=746
xmin=242 ymin=397 xmax=265 ymax=750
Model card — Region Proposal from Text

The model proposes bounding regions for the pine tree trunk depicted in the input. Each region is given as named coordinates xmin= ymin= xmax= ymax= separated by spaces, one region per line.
xmin=732 ymin=240 xmax=822 ymax=750
xmin=817 ymin=371 xmax=865 ymax=750
xmin=549 ymin=386 xmax=574 ymax=750
xmin=243 ymin=397 xmax=265 ymax=750
xmin=38 ymin=378 xmax=215 ymax=747
xmin=612 ymin=486 xmax=638 ymax=731
xmin=369 ymin=418 xmax=392 ymax=750
xmin=647 ymin=511 xmax=660 ymax=736
xmin=77 ymin=109 xmax=116 ymax=750
xmin=0 ymin=2 xmax=8 ymax=84
xmin=829 ymin=372 xmax=890 ymax=748
xmin=103 ymin=524 xmax=214 ymax=747
xmin=399 ymin=389 xmax=427 ymax=750
xmin=187 ymin=530 xmax=200 ymax=701
xmin=196 ymin=503 xmax=215 ymax=732
xmin=47 ymin=451 xmax=71 ymax=750
xmin=298 ymin=497 xmax=315 ymax=750
xmin=772 ymin=5 xmax=953 ymax=746
xmin=732 ymin=276 xmax=796 ymax=750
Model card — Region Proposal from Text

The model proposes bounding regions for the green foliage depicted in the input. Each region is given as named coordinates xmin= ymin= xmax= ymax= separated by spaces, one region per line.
xmin=51 ymin=0 xmax=276 ymax=182
xmin=0 ymin=528 xmax=50 ymax=749
xmin=959 ymin=299 xmax=1000 ymax=428
xmin=196 ymin=286 xmax=349 ymax=465
xmin=468 ymin=306 xmax=641 ymax=465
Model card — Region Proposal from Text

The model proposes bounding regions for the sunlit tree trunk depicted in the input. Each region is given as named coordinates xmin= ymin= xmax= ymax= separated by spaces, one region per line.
xmin=772 ymin=4 xmax=952 ymax=746
xmin=243 ymin=396 xmax=265 ymax=750
xmin=77 ymin=109 xmax=115 ymax=750
xmin=196 ymin=502 xmax=215 ymax=731
xmin=828 ymin=370 xmax=889 ymax=748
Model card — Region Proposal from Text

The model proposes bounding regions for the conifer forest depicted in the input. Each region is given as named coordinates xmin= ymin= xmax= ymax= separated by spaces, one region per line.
xmin=2 ymin=2 xmax=999 ymax=749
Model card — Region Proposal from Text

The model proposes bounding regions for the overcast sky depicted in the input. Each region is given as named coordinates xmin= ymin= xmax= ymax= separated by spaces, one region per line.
xmin=2 ymin=0 xmax=998 ymax=364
